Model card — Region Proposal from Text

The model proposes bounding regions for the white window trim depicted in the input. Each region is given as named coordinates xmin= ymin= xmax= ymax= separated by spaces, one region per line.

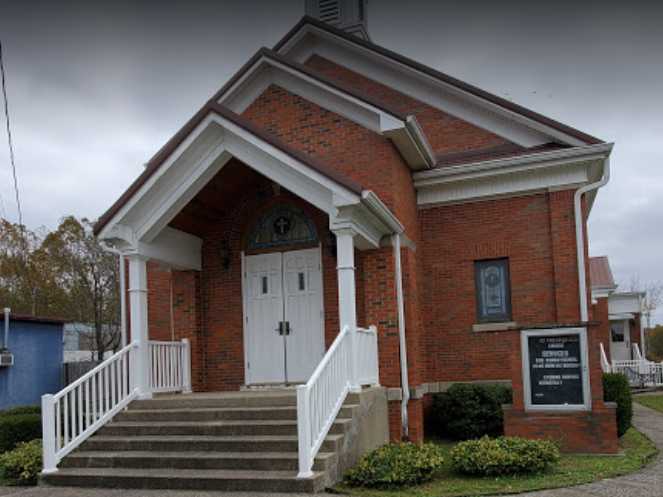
xmin=520 ymin=327 xmax=591 ymax=412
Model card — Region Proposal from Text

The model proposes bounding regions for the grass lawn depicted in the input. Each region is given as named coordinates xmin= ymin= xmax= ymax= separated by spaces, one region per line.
xmin=335 ymin=428 xmax=658 ymax=497
xmin=635 ymin=394 xmax=663 ymax=413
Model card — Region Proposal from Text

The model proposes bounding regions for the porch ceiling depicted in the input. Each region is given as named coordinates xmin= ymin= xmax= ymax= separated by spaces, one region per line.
xmin=169 ymin=160 xmax=266 ymax=238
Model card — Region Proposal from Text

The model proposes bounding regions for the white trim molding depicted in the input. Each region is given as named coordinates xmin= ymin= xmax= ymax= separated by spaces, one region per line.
xmin=521 ymin=327 xmax=591 ymax=412
xmin=277 ymin=24 xmax=593 ymax=147
xmin=414 ymin=143 xmax=613 ymax=208
xmin=218 ymin=52 xmax=434 ymax=170
xmin=98 ymin=109 xmax=403 ymax=265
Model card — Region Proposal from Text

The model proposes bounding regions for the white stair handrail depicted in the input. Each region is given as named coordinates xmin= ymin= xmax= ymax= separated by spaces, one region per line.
xmin=42 ymin=341 xmax=139 ymax=473
xmin=297 ymin=325 xmax=379 ymax=478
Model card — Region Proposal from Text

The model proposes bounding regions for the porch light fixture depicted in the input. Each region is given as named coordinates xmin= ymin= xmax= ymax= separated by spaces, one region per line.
xmin=220 ymin=242 xmax=231 ymax=270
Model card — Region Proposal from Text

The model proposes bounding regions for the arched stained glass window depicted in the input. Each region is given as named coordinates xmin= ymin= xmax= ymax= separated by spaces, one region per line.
xmin=247 ymin=205 xmax=318 ymax=250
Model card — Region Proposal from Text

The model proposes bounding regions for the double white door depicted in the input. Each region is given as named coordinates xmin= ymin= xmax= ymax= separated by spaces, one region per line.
xmin=243 ymin=247 xmax=325 ymax=384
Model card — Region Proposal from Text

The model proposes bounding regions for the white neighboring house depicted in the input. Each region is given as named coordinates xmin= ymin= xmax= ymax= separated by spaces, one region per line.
xmin=589 ymin=256 xmax=646 ymax=362
xmin=63 ymin=323 xmax=115 ymax=363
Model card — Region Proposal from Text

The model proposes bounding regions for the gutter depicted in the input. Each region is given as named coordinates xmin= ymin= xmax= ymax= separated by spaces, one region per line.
xmin=392 ymin=233 xmax=409 ymax=439
xmin=405 ymin=116 xmax=436 ymax=169
xmin=362 ymin=191 xmax=409 ymax=438
xmin=574 ymin=156 xmax=611 ymax=322
xmin=414 ymin=142 xmax=614 ymax=186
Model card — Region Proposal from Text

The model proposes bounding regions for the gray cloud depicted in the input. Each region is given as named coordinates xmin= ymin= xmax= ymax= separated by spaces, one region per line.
xmin=0 ymin=0 xmax=661 ymax=323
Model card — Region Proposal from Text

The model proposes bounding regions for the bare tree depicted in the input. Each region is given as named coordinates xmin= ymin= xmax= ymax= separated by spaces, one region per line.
xmin=629 ymin=276 xmax=663 ymax=329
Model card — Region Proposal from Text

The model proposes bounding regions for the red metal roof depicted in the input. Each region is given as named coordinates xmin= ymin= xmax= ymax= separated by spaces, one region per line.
xmin=589 ymin=256 xmax=616 ymax=289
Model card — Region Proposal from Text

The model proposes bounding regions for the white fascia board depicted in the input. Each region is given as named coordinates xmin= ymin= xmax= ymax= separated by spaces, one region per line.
xmin=99 ymin=111 xmax=363 ymax=248
xmin=280 ymin=26 xmax=590 ymax=147
xmin=609 ymin=292 xmax=645 ymax=315
xmin=609 ymin=313 xmax=635 ymax=321
xmin=414 ymin=143 xmax=613 ymax=187
xmin=416 ymin=161 xmax=592 ymax=207
xmin=219 ymin=55 xmax=405 ymax=134
xmin=97 ymin=115 xmax=225 ymax=242
xmin=218 ymin=55 xmax=434 ymax=170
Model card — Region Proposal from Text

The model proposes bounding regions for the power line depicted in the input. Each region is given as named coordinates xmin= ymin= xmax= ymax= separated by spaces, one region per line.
xmin=0 ymin=40 xmax=23 ymax=227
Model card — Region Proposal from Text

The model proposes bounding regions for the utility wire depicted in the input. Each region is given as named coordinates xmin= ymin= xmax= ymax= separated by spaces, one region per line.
xmin=0 ymin=41 xmax=23 ymax=227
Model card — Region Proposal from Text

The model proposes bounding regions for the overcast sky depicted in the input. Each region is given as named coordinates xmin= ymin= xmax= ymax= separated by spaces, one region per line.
xmin=0 ymin=0 xmax=661 ymax=323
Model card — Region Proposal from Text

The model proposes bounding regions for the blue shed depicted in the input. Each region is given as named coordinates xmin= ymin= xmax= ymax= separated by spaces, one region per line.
xmin=0 ymin=312 xmax=65 ymax=410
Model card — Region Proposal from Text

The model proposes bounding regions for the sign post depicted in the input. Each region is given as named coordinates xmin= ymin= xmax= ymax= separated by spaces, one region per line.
xmin=521 ymin=327 xmax=590 ymax=411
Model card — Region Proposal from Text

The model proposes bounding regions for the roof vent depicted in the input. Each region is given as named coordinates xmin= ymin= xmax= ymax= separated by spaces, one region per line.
xmin=305 ymin=0 xmax=370 ymax=41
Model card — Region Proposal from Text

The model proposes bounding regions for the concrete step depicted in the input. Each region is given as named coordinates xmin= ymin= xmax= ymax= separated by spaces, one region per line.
xmin=100 ymin=418 xmax=352 ymax=437
xmin=62 ymin=450 xmax=336 ymax=472
xmin=116 ymin=404 xmax=359 ymax=422
xmin=81 ymin=434 xmax=344 ymax=454
xmin=41 ymin=467 xmax=326 ymax=493
xmin=130 ymin=392 xmax=298 ymax=409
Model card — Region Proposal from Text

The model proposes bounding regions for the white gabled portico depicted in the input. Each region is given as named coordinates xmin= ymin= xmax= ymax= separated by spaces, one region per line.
xmin=96 ymin=105 xmax=401 ymax=396
xmin=42 ymin=102 xmax=398 ymax=477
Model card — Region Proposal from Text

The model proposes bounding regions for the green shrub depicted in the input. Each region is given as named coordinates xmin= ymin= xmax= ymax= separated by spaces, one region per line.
xmin=0 ymin=413 xmax=42 ymax=453
xmin=603 ymin=372 xmax=633 ymax=436
xmin=0 ymin=406 xmax=41 ymax=417
xmin=450 ymin=436 xmax=559 ymax=476
xmin=345 ymin=443 xmax=444 ymax=488
xmin=429 ymin=383 xmax=513 ymax=440
xmin=0 ymin=439 xmax=42 ymax=485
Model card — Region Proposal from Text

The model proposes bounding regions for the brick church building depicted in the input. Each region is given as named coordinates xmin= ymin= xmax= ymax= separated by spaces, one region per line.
xmin=95 ymin=1 xmax=619 ymax=458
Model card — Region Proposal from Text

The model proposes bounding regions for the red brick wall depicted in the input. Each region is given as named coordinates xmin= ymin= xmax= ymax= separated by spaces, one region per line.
xmin=419 ymin=193 xmax=558 ymax=382
xmin=504 ymin=406 xmax=618 ymax=453
xmin=304 ymin=55 xmax=513 ymax=156
xmin=241 ymin=84 xmax=420 ymax=238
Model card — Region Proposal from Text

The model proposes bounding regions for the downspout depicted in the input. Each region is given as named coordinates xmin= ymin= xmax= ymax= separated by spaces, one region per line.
xmin=2 ymin=308 xmax=9 ymax=350
xmin=574 ymin=157 xmax=610 ymax=322
xmin=640 ymin=294 xmax=646 ymax=358
xmin=392 ymin=233 xmax=409 ymax=439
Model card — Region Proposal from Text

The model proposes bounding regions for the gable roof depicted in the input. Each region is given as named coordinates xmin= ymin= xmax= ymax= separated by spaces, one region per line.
xmin=589 ymin=256 xmax=617 ymax=290
xmin=274 ymin=16 xmax=603 ymax=146
xmin=93 ymin=102 xmax=362 ymax=236
xmin=212 ymin=47 xmax=408 ymax=121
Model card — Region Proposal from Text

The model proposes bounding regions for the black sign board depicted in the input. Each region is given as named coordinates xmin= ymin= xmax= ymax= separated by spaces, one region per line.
xmin=527 ymin=334 xmax=584 ymax=406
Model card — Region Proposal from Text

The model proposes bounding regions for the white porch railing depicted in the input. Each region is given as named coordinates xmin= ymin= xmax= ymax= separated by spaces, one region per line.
xmin=42 ymin=342 xmax=138 ymax=473
xmin=296 ymin=325 xmax=379 ymax=478
xmin=149 ymin=339 xmax=192 ymax=393
xmin=42 ymin=338 xmax=192 ymax=473
xmin=611 ymin=358 xmax=663 ymax=388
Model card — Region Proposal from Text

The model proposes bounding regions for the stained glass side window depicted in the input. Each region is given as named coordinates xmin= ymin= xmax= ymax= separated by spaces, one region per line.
xmin=475 ymin=258 xmax=512 ymax=322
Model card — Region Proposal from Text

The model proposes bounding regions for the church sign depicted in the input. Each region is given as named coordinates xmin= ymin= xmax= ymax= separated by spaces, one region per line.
xmin=521 ymin=328 xmax=590 ymax=411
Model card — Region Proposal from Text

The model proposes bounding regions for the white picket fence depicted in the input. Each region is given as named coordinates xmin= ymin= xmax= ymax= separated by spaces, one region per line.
xmin=296 ymin=325 xmax=379 ymax=478
xmin=42 ymin=339 xmax=191 ymax=473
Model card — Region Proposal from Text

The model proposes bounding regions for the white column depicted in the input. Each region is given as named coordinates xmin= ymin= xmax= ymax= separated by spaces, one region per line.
xmin=128 ymin=254 xmax=152 ymax=399
xmin=335 ymin=228 xmax=357 ymax=331
xmin=334 ymin=228 xmax=360 ymax=392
